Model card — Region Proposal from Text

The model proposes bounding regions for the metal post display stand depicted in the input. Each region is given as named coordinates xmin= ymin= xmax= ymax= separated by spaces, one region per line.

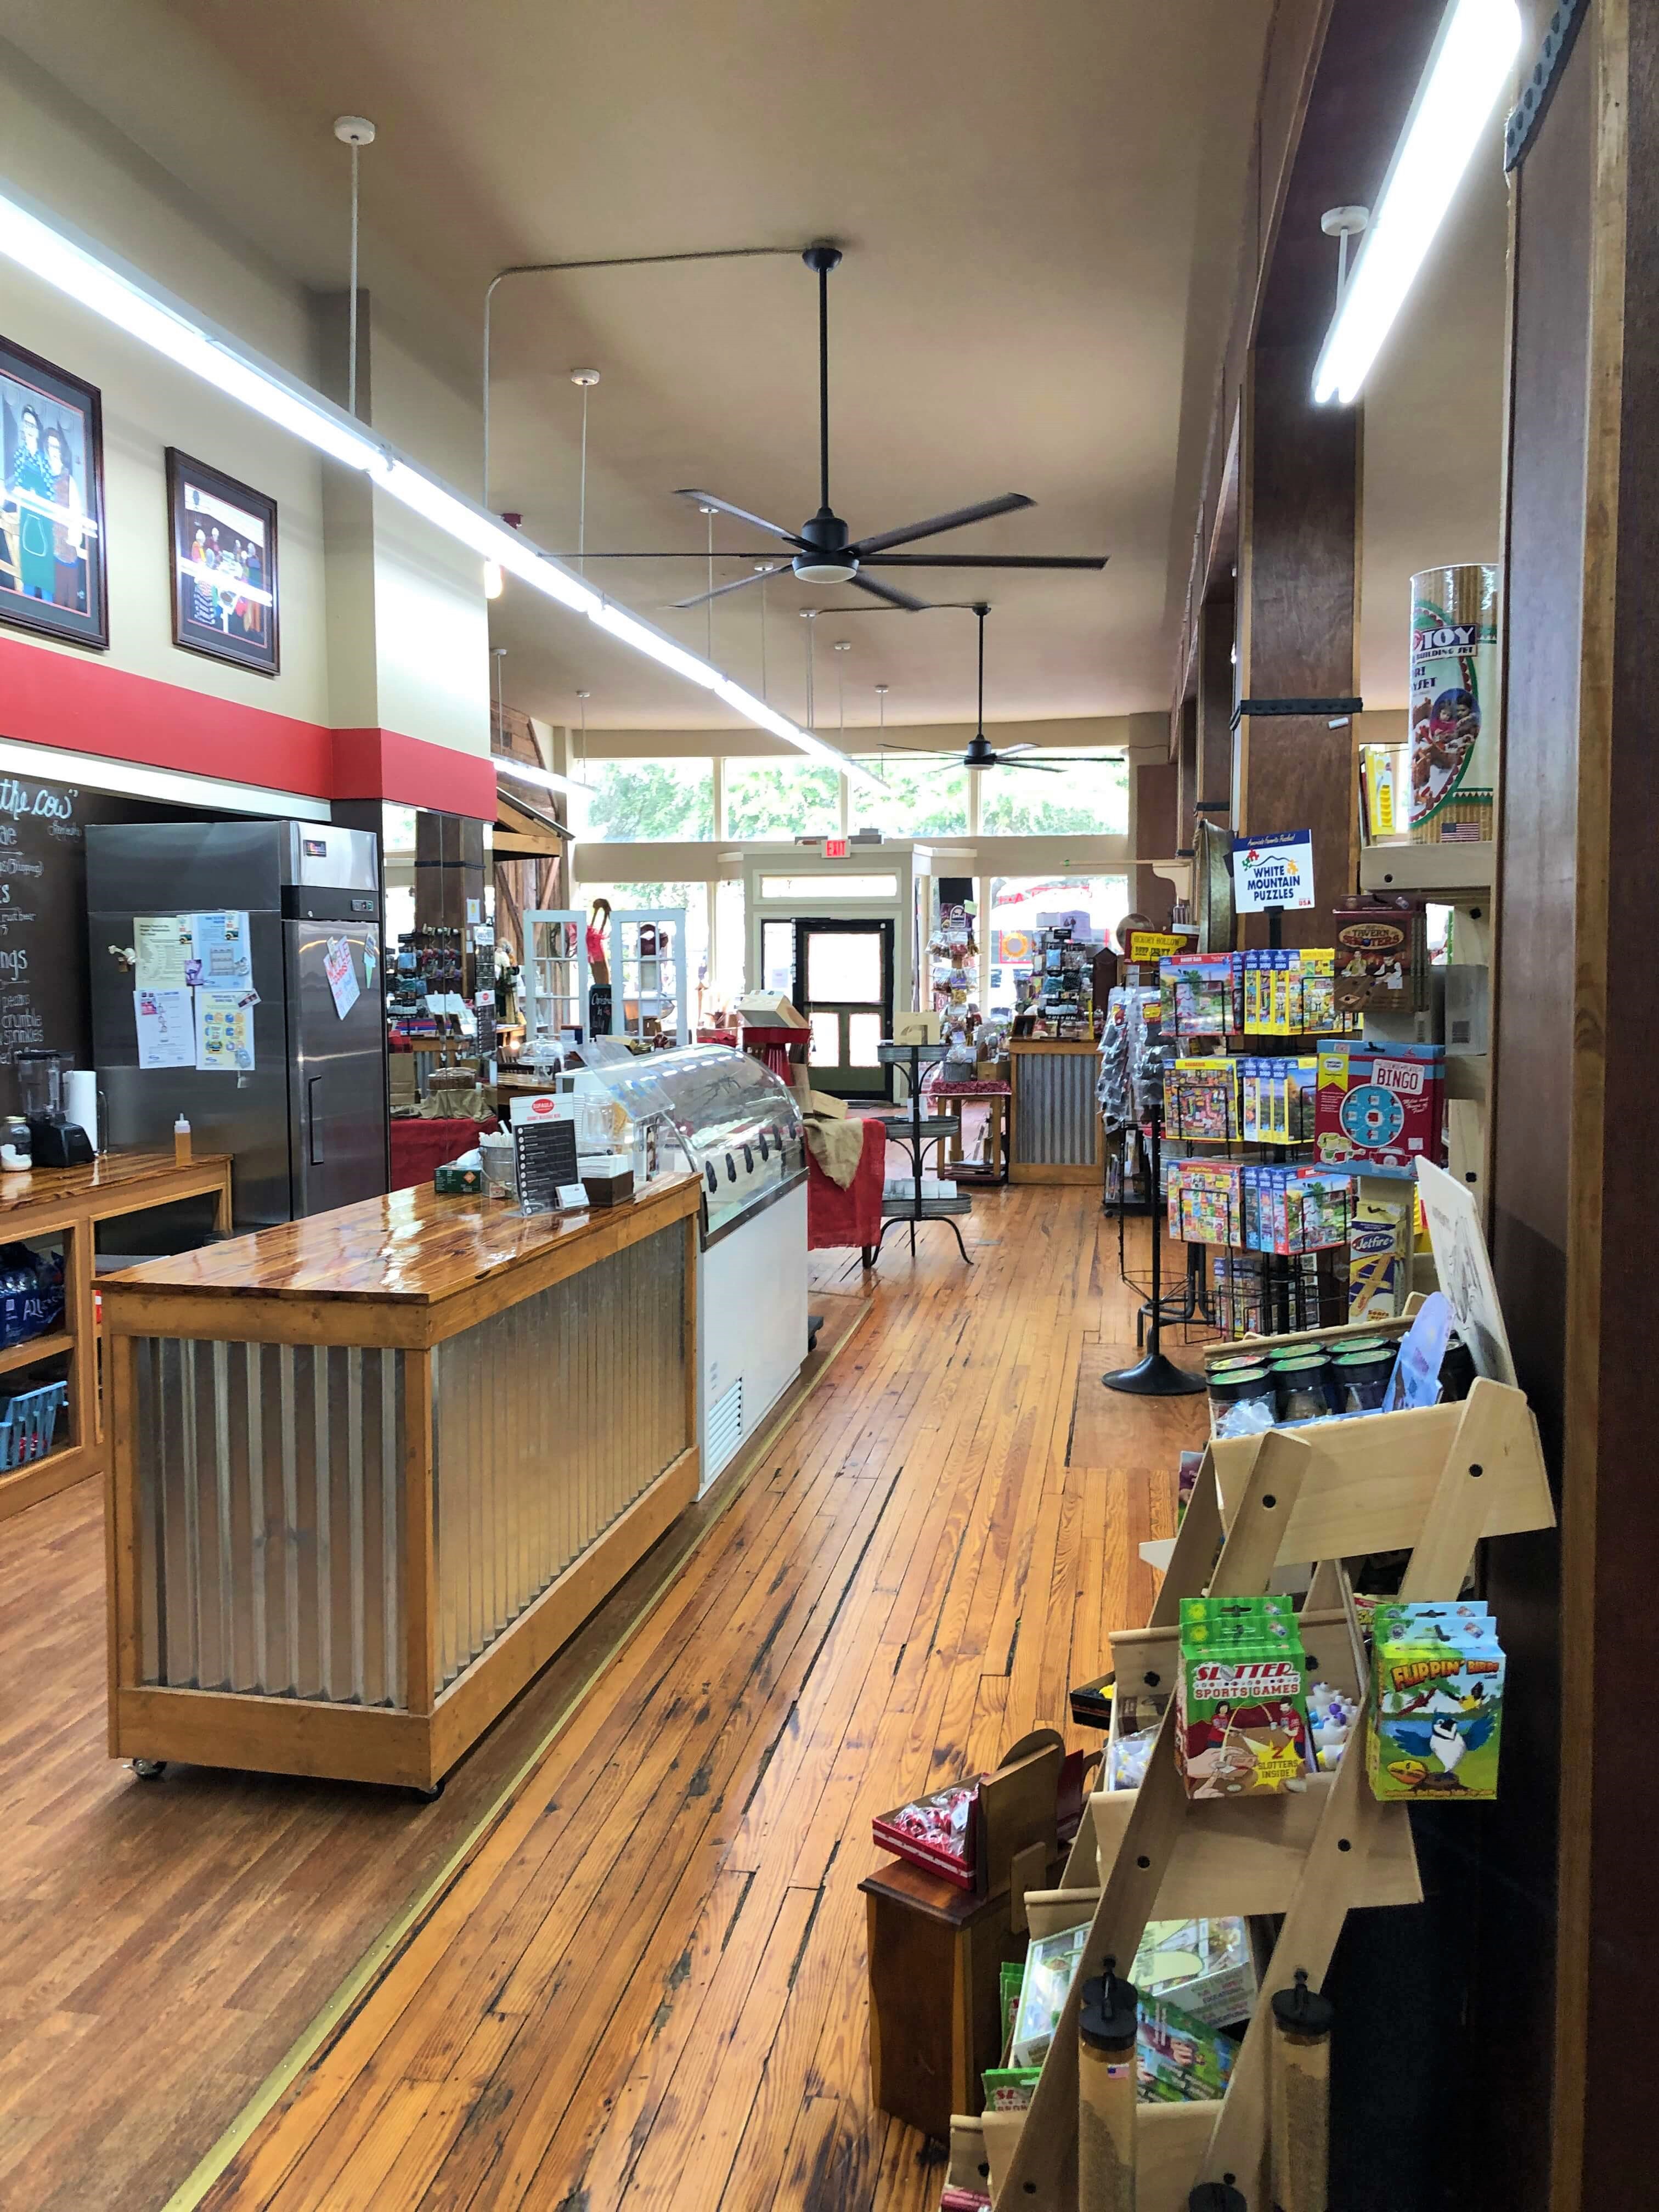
xmin=1102 ymin=1098 xmax=1205 ymax=1396
xmin=874 ymin=1040 xmax=973 ymax=1265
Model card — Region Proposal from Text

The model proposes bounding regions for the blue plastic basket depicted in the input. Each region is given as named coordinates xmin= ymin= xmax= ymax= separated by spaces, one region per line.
xmin=0 ymin=1380 xmax=67 ymax=1468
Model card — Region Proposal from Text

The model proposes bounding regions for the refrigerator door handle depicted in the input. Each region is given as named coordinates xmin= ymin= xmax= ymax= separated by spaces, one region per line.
xmin=307 ymin=1074 xmax=324 ymax=1165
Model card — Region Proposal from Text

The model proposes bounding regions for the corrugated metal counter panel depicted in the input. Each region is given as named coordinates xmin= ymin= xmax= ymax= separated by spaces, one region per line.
xmin=431 ymin=1218 xmax=689 ymax=1690
xmin=1012 ymin=1048 xmax=1099 ymax=1167
xmin=133 ymin=1340 xmax=405 ymax=1706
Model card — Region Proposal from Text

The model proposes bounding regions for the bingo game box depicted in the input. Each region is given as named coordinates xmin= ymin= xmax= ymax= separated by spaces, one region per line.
xmin=1314 ymin=1041 xmax=1444 ymax=1173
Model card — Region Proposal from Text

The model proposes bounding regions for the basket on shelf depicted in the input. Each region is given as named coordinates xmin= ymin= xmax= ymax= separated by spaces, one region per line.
xmin=0 ymin=1379 xmax=69 ymax=1469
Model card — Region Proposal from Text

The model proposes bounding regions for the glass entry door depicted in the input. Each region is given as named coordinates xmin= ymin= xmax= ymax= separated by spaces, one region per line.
xmin=794 ymin=917 xmax=894 ymax=1099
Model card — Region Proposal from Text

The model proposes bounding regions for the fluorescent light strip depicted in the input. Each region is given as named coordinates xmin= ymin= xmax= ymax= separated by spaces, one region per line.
xmin=0 ymin=172 xmax=881 ymax=785
xmin=495 ymin=755 xmax=593 ymax=797
xmin=0 ymin=735 xmax=330 ymax=820
xmin=1313 ymin=0 xmax=1521 ymax=405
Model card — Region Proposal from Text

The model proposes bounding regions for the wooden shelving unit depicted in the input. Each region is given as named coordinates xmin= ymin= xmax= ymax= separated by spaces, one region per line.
xmin=1359 ymin=839 xmax=1494 ymax=899
xmin=0 ymin=1150 xmax=233 ymax=1523
xmin=943 ymin=1310 xmax=1555 ymax=2212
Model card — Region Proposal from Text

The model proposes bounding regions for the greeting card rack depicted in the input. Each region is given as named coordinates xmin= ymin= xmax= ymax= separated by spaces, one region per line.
xmin=940 ymin=1310 xmax=1554 ymax=2212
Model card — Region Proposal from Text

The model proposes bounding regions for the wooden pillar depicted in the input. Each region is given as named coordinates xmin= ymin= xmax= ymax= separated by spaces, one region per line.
xmin=1234 ymin=340 xmax=1360 ymax=947
xmin=1132 ymin=760 xmax=1178 ymax=925
xmin=1479 ymin=4 xmax=1659 ymax=2207
xmin=1174 ymin=698 xmax=1199 ymax=857
xmin=1197 ymin=594 xmax=1235 ymax=830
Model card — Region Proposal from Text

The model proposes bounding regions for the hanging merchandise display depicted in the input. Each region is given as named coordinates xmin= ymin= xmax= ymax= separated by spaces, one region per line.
xmin=1408 ymin=562 xmax=1500 ymax=844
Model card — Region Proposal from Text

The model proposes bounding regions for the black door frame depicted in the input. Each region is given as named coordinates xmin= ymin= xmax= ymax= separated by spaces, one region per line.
xmin=793 ymin=915 xmax=896 ymax=1102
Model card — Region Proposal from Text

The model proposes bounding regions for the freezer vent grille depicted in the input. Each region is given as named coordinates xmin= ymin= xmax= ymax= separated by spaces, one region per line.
xmin=706 ymin=1376 xmax=744 ymax=1482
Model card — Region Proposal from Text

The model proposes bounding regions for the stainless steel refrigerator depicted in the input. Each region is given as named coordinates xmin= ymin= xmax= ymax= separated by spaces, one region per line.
xmin=88 ymin=820 xmax=388 ymax=1229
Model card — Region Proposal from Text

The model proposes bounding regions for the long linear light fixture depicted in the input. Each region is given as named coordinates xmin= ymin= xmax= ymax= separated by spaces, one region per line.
xmin=0 ymin=174 xmax=887 ymax=795
xmin=1312 ymin=0 xmax=1521 ymax=406
xmin=494 ymin=754 xmax=592 ymax=798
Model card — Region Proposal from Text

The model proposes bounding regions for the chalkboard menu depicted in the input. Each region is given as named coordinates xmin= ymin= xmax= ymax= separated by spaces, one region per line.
xmin=0 ymin=772 xmax=173 ymax=1117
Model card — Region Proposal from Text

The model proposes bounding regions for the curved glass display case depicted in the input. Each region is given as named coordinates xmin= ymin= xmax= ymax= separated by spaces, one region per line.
xmin=573 ymin=1040 xmax=806 ymax=1246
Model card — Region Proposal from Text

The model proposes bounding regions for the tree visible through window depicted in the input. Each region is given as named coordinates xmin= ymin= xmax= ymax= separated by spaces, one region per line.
xmin=849 ymin=756 xmax=968 ymax=836
xmin=573 ymin=759 xmax=714 ymax=842
xmin=978 ymin=757 xmax=1128 ymax=836
xmin=723 ymin=759 xmax=841 ymax=839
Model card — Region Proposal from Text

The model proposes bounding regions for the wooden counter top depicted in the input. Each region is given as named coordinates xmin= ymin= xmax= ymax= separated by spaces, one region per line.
xmin=0 ymin=1147 xmax=233 ymax=1218
xmin=1009 ymin=1037 xmax=1098 ymax=1054
xmin=102 ymin=1170 xmax=699 ymax=1309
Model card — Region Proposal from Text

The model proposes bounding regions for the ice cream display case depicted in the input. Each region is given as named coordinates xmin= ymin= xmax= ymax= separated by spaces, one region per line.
xmin=574 ymin=1042 xmax=809 ymax=1484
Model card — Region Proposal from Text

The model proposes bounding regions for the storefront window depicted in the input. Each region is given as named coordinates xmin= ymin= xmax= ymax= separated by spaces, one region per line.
xmin=986 ymin=873 xmax=1132 ymax=1014
xmin=723 ymin=758 xmax=841 ymax=839
xmin=848 ymin=755 xmax=969 ymax=837
xmin=571 ymin=758 xmax=714 ymax=842
xmin=978 ymin=756 xmax=1129 ymax=836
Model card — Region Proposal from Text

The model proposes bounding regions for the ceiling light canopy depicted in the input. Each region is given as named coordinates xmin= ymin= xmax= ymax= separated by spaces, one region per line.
xmin=1312 ymin=0 xmax=1521 ymax=405
xmin=0 ymin=172 xmax=887 ymax=793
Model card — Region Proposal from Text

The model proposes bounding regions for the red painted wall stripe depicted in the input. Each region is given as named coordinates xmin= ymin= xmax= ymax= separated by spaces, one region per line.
xmin=0 ymin=633 xmax=495 ymax=818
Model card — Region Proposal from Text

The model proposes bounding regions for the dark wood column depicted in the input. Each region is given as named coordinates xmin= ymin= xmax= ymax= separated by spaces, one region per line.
xmin=1480 ymin=4 xmax=1659 ymax=2205
xmin=1131 ymin=760 xmax=1178 ymax=924
xmin=1235 ymin=341 xmax=1360 ymax=945
xmin=1197 ymin=593 xmax=1235 ymax=827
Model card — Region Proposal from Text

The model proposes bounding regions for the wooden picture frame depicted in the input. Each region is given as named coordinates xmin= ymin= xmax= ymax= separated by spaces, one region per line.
xmin=0 ymin=336 xmax=108 ymax=651
xmin=166 ymin=447 xmax=279 ymax=676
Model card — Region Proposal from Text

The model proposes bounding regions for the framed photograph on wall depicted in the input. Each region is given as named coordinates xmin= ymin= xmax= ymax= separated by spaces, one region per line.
xmin=0 ymin=337 xmax=107 ymax=650
xmin=167 ymin=448 xmax=279 ymax=675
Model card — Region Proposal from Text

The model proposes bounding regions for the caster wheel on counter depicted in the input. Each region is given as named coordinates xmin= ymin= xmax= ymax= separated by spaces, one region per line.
xmin=412 ymin=1778 xmax=445 ymax=1803
xmin=130 ymin=1759 xmax=167 ymax=1781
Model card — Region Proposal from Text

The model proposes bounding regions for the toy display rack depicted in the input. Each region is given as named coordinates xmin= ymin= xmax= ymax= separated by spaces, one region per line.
xmin=940 ymin=1310 xmax=1554 ymax=2212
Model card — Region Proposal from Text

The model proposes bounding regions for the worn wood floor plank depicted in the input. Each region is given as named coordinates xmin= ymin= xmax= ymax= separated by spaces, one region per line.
xmin=0 ymin=1198 xmax=1207 ymax=2212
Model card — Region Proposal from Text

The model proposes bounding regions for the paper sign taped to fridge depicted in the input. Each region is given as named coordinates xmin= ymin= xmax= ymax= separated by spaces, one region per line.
xmin=133 ymin=915 xmax=190 ymax=992
xmin=188 ymin=910 xmax=253 ymax=989
xmin=133 ymin=986 xmax=195 ymax=1070
xmin=324 ymin=936 xmax=361 ymax=1020
xmin=195 ymin=988 xmax=256 ymax=1072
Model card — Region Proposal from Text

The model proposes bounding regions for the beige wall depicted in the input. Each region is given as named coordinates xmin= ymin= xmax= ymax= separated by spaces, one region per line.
xmin=0 ymin=37 xmax=491 ymax=766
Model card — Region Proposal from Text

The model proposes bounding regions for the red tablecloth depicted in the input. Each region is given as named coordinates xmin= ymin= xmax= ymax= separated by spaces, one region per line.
xmin=806 ymin=1115 xmax=887 ymax=1251
xmin=390 ymin=1115 xmax=499 ymax=1192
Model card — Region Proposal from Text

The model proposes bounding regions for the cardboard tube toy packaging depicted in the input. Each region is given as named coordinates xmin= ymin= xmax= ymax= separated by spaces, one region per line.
xmin=1078 ymin=1968 xmax=1139 ymax=2212
xmin=1409 ymin=563 xmax=1499 ymax=845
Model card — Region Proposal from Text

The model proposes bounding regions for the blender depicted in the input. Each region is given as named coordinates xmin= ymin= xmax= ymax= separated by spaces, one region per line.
xmin=17 ymin=1049 xmax=94 ymax=1167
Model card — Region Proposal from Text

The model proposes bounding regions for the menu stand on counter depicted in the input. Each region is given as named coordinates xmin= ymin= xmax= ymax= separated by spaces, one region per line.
xmin=873 ymin=1041 xmax=972 ymax=1266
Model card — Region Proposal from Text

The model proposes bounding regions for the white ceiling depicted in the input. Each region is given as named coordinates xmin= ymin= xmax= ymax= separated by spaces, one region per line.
xmin=27 ymin=0 xmax=1274 ymax=733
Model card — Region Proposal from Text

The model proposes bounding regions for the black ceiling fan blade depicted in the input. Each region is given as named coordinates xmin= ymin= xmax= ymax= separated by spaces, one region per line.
xmin=673 ymin=489 xmax=810 ymax=549
xmin=859 ymin=552 xmax=1109 ymax=569
xmin=999 ymin=761 xmax=1063 ymax=773
xmin=668 ymin=569 xmax=772 ymax=611
xmin=849 ymin=493 xmax=1034 ymax=558
xmin=848 ymin=573 xmax=933 ymax=613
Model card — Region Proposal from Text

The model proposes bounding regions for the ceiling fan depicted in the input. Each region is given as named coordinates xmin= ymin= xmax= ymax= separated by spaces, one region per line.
xmin=547 ymin=245 xmax=1109 ymax=614
xmin=879 ymin=603 xmax=1125 ymax=772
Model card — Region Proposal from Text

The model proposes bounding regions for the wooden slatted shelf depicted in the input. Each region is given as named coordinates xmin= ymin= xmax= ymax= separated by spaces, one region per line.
xmin=947 ymin=1308 xmax=1555 ymax=2212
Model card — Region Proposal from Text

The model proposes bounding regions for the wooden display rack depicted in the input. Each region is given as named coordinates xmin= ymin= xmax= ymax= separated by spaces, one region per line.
xmin=941 ymin=1313 xmax=1555 ymax=2212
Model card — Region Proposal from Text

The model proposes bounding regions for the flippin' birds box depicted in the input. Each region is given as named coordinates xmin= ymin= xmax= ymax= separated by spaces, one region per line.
xmin=1367 ymin=1602 xmax=1505 ymax=1801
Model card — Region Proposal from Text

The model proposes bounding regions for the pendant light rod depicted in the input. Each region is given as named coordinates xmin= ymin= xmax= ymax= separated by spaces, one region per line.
xmin=333 ymin=117 xmax=375 ymax=420
xmin=801 ymin=242 xmax=844 ymax=516
xmin=482 ymin=243 xmax=803 ymax=508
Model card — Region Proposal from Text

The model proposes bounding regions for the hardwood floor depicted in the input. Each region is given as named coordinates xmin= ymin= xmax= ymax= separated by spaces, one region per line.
xmin=0 ymin=1191 xmax=1207 ymax=2212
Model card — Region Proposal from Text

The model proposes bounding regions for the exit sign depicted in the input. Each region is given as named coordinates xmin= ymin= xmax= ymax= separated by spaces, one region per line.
xmin=823 ymin=836 xmax=849 ymax=858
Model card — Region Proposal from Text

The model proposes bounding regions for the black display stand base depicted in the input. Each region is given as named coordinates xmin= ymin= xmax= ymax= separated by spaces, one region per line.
xmin=1102 ymin=1348 xmax=1207 ymax=1397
